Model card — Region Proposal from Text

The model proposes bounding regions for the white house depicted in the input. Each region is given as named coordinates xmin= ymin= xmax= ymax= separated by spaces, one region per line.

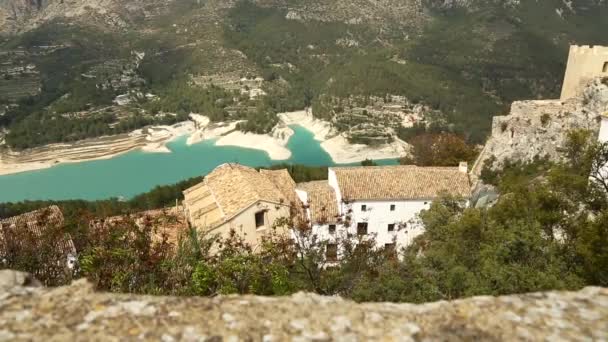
xmin=296 ymin=164 xmax=471 ymax=260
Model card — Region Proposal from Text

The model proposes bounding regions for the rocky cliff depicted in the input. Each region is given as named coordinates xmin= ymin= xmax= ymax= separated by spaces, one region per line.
xmin=471 ymin=78 xmax=608 ymax=179
xmin=0 ymin=270 xmax=607 ymax=341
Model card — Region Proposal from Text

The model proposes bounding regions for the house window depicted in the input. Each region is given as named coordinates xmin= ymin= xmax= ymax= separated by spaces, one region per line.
xmin=357 ymin=222 xmax=368 ymax=235
xmin=326 ymin=244 xmax=338 ymax=262
xmin=255 ymin=211 xmax=265 ymax=228
xmin=390 ymin=204 xmax=396 ymax=211
xmin=387 ymin=223 xmax=395 ymax=232
xmin=603 ymin=62 xmax=608 ymax=73
xmin=361 ymin=204 xmax=367 ymax=211
xmin=385 ymin=243 xmax=396 ymax=259
xmin=328 ymin=224 xmax=336 ymax=234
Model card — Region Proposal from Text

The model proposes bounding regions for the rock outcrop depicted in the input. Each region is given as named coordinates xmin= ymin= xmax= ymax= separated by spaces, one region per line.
xmin=1 ymin=270 xmax=607 ymax=341
xmin=471 ymin=78 xmax=608 ymax=181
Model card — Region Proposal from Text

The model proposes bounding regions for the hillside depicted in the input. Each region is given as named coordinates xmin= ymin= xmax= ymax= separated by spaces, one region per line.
xmin=1 ymin=0 xmax=607 ymax=149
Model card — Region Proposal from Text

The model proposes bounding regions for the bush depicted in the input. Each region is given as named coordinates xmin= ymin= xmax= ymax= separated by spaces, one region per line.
xmin=400 ymin=133 xmax=479 ymax=166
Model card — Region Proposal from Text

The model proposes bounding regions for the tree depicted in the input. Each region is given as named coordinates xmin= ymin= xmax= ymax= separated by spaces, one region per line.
xmin=1 ymin=208 xmax=75 ymax=286
xmin=361 ymin=159 xmax=377 ymax=166
xmin=400 ymin=133 xmax=478 ymax=166
xmin=589 ymin=142 xmax=608 ymax=194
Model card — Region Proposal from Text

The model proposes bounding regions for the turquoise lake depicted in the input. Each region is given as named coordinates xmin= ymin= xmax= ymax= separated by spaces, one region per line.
xmin=0 ymin=125 xmax=397 ymax=203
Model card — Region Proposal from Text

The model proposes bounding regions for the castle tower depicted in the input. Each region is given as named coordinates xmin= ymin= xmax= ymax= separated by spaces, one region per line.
xmin=560 ymin=45 xmax=608 ymax=101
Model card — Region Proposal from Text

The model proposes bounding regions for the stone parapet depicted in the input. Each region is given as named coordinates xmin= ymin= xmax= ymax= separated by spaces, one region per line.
xmin=0 ymin=270 xmax=606 ymax=341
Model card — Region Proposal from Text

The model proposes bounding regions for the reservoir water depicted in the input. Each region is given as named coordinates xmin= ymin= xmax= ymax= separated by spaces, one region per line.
xmin=0 ymin=125 xmax=397 ymax=202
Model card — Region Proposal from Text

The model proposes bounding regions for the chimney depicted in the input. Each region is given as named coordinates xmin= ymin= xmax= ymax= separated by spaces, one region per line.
xmin=459 ymin=162 xmax=468 ymax=174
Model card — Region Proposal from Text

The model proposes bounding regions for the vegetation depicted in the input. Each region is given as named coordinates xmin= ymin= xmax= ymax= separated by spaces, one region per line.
xmin=3 ymin=132 xmax=608 ymax=301
xmin=361 ymin=159 xmax=378 ymax=167
xmin=400 ymin=133 xmax=479 ymax=166
xmin=2 ymin=1 xmax=607 ymax=149
xmin=222 ymin=1 xmax=608 ymax=143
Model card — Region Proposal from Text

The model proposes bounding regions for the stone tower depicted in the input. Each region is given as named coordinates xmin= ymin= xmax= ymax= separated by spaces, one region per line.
xmin=561 ymin=45 xmax=608 ymax=100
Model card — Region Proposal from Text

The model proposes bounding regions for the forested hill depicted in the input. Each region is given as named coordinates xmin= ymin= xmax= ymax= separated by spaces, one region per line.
xmin=1 ymin=0 xmax=607 ymax=149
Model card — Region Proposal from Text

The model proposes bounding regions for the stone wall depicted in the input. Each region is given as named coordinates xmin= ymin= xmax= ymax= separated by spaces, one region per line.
xmin=0 ymin=270 xmax=606 ymax=341
xmin=471 ymin=78 xmax=608 ymax=183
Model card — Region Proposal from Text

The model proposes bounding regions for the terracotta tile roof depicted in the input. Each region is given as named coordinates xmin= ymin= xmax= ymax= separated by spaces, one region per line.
xmin=331 ymin=165 xmax=471 ymax=201
xmin=183 ymin=183 xmax=224 ymax=228
xmin=0 ymin=206 xmax=76 ymax=257
xmin=183 ymin=164 xmax=292 ymax=229
xmin=89 ymin=207 xmax=188 ymax=247
xmin=260 ymin=169 xmax=298 ymax=205
xmin=297 ymin=181 xmax=340 ymax=224
xmin=262 ymin=169 xmax=309 ymax=227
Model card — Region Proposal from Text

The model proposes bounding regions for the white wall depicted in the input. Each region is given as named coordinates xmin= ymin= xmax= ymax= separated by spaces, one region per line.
xmin=343 ymin=199 xmax=430 ymax=248
xmin=305 ymin=199 xmax=433 ymax=250
xmin=327 ymin=169 xmax=343 ymax=215
xmin=310 ymin=223 xmax=336 ymax=242
xmin=600 ymin=117 xmax=608 ymax=144
xmin=301 ymin=199 xmax=432 ymax=263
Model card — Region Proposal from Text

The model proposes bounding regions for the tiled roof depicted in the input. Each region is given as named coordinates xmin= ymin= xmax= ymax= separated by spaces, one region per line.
xmin=262 ymin=169 xmax=309 ymax=227
xmin=183 ymin=183 xmax=224 ymax=229
xmin=296 ymin=181 xmax=340 ymax=224
xmin=260 ymin=169 xmax=298 ymax=206
xmin=331 ymin=165 xmax=471 ymax=201
xmin=183 ymin=164 xmax=292 ymax=229
xmin=0 ymin=206 xmax=76 ymax=257
xmin=89 ymin=207 xmax=188 ymax=247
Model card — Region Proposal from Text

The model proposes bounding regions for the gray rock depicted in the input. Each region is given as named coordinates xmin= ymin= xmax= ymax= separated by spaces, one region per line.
xmin=470 ymin=78 xmax=608 ymax=184
xmin=0 ymin=270 xmax=41 ymax=291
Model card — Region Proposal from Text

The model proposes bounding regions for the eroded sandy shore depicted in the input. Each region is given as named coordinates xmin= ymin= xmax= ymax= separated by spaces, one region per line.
xmin=0 ymin=122 xmax=194 ymax=176
xmin=0 ymin=110 xmax=409 ymax=176
xmin=280 ymin=110 xmax=409 ymax=164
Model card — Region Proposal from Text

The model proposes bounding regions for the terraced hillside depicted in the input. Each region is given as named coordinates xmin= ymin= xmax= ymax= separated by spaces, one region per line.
xmin=0 ymin=0 xmax=607 ymax=149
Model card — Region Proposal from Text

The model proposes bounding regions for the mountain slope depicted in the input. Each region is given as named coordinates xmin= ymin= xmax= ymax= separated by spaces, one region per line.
xmin=1 ymin=0 xmax=607 ymax=149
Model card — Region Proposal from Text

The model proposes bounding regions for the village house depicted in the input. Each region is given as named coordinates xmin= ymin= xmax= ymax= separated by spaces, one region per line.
xmin=184 ymin=163 xmax=472 ymax=258
xmin=0 ymin=206 xmax=77 ymax=271
xmin=295 ymin=164 xmax=471 ymax=260
xmin=182 ymin=164 xmax=300 ymax=249
xmin=89 ymin=206 xmax=188 ymax=248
